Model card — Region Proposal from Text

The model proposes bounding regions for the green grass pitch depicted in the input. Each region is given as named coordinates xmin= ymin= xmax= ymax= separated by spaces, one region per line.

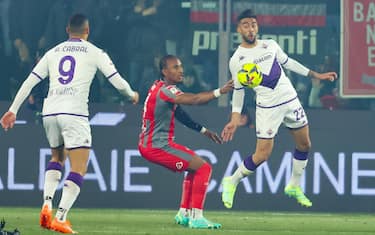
xmin=0 ymin=207 xmax=374 ymax=235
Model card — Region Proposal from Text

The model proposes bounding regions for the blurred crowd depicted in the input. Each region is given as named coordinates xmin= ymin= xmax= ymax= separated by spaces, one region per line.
xmin=0 ymin=0 xmax=190 ymax=105
xmin=0 ymin=0 xmax=373 ymax=114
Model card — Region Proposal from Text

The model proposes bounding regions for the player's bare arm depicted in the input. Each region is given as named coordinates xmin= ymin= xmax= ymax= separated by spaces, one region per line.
xmin=221 ymin=112 xmax=241 ymax=142
xmin=174 ymin=79 xmax=233 ymax=105
xmin=308 ymin=70 xmax=337 ymax=82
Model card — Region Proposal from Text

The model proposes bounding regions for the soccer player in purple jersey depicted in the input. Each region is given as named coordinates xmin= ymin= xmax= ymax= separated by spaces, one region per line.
xmin=139 ymin=55 xmax=233 ymax=229
xmin=0 ymin=14 xmax=138 ymax=233
xmin=221 ymin=9 xmax=337 ymax=209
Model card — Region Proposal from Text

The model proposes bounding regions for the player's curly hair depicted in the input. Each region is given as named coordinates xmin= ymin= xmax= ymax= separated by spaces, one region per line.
xmin=159 ymin=54 xmax=178 ymax=78
xmin=237 ymin=9 xmax=257 ymax=23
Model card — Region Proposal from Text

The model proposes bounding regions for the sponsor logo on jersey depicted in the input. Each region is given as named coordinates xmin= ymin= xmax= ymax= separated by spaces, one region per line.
xmin=253 ymin=52 xmax=273 ymax=64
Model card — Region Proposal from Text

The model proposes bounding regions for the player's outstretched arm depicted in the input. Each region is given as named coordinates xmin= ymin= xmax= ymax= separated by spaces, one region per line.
xmin=175 ymin=105 xmax=223 ymax=144
xmin=281 ymin=57 xmax=337 ymax=82
xmin=308 ymin=70 xmax=338 ymax=82
xmin=108 ymin=74 xmax=139 ymax=104
xmin=175 ymin=79 xmax=234 ymax=105
xmin=1 ymin=73 xmax=42 ymax=131
xmin=0 ymin=111 xmax=16 ymax=131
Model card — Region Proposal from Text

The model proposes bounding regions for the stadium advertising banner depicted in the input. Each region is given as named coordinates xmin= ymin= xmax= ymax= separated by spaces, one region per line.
xmin=340 ymin=0 xmax=375 ymax=97
xmin=190 ymin=0 xmax=330 ymax=64
xmin=1 ymin=102 xmax=375 ymax=212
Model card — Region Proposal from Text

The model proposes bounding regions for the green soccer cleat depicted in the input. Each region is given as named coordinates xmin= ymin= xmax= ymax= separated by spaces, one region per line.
xmin=174 ymin=211 xmax=189 ymax=226
xmin=221 ymin=177 xmax=237 ymax=209
xmin=188 ymin=217 xmax=221 ymax=229
xmin=284 ymin=184 xmax=312 ymax=207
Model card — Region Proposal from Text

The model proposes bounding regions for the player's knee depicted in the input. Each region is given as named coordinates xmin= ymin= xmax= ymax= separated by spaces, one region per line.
xmin=70 ymin=166 xmax=87 ymax=176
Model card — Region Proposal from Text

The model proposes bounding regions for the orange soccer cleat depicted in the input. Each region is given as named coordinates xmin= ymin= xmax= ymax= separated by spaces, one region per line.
xmin=50 ymin=218 xmax=77 ymax=234
xmin=39 ymin=205 xmax=52 ymax=229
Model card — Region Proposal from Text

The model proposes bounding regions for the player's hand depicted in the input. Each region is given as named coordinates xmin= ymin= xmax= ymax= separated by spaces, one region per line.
xmin=202 ymin=129 xmax=223 ymax=144
xmin=0 ymin=111 xmax=16 ymax=131
xmin=131 ymin=92 xmax=139 ymax=105
xmin=221 ymin=121 xmax=238 ymax=142
xmin=219 ymin=79 xmax=234 ymax=94
xmin=310 ymin=71 xmax=337 ymax=82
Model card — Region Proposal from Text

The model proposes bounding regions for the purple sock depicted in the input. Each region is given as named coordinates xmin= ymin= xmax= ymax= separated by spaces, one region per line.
xmin=66 ymin=172 xmax=83 ymax=187
xmin=243 ymin=155 xmax=259 ymax=171
xmin=294 ymin=149 xmax=309 ymax=160
xmin=46 ymin=162 xmax=63 ymax=171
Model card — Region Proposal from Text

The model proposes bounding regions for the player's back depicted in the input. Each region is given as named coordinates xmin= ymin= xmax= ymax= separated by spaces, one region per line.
xmin=38 ymin=39 xmax=105 ymax=116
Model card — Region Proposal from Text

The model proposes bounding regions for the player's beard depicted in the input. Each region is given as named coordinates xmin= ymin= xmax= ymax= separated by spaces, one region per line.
xmin=243 ymin=34 xmax=256 ymax=45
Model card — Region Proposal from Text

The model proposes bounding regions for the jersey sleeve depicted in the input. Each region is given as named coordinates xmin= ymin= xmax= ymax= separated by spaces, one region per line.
xmin=229 ymin=57 xmax=244 ymax=90
xmin=159 ymin=85 xmax=183 ymax=103
xmin=274 ymin=40 xmax=289 ymax=65
xmin=96 ymin=50 xmax=136 ymax=98
xmin=32 ymin=53 xmax=49 ymax=79
xmin=8 ymin=54 xmax=48 ymax=114
xmin=274 ymin=40 xmax=309 ymax=77
xmin=9 ymin=74 xmax=42 ymax=115
xmin=175 ymin=105 xmax=203 ymax=132
xmin=96 ymin=49 xmax=119 ymax=77
xmin=229 ymin=57 xmax=245 ymax=114
xmin=108 ymin=74 xmax=136 ymax=98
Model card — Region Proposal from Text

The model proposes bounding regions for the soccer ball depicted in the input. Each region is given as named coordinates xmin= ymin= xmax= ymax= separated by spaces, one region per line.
xmin=237 ymin=63 xmax=263 ymax=88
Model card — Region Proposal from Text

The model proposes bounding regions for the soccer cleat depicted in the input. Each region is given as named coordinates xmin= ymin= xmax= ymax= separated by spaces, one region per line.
xmin=221 ymin=177 xmax=237 ymax=209
xmin=39 ymin=205 xmax=52 ymax=229
xmin=188 ymin=217 xmax=221 ymax=229
xmin=50 ymin=218 xmax=78 ymax=234
xmin=284 ymin=184 xmax=312 ymax=207
xmin=174 ymin=211 xmax=189 ymax=226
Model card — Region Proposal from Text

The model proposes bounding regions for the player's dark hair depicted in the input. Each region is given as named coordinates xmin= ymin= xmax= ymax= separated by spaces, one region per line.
xmin=68 ymin=14 xmax=88 ymax=34
xmin=159 ymin=54 xmax=178 ymax=78
xmin=237 ymin=9 xmax=257 ymax=23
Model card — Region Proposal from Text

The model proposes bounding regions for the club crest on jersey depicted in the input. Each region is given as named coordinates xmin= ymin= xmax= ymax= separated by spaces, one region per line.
xmin=239 ymin=56 xmax=245 ymax=61
xmin=168 ymin=86 xmax=179 ymax=95
xmin=176 ymin=161 xmax=184 ymax=170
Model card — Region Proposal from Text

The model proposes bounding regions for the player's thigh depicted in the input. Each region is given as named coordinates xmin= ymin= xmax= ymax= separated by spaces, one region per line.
xmin=43 ymin=116 xmax=64 ymax=148
xmin=283 ymin=99 xmax=308 ymax=129
xmin=58 ymin=115 xmax=92 ymax=149
xmin=255 ymin=106 xmax=284 ymax=138
xmin=139 ymin=143 xmax=195 ymax=172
